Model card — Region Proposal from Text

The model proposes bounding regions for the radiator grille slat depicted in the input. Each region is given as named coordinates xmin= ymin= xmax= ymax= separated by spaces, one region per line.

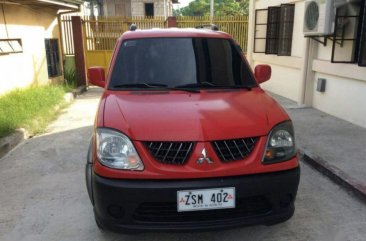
xmin=233 ymin=140 xmax=244 ymax=159
xmin=212 ymin=137 xmax=259 ymax=163
xmin=224 ymin=140 xmax=236 ymax=160
xmin=144 ymin=141 xmax=195 ymax=165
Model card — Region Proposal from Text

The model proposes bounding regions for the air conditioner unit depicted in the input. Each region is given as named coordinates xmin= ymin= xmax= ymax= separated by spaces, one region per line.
xmin=303 ymin=0 xmax=335 ymax=36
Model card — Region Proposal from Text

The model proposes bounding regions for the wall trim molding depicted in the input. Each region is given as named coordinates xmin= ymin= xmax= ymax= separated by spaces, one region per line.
xmin=252 ymin=53 xmax=303 ymax=69
xmin=255 ymin=0 xmax=303 ymax=9
xmin=312 ymin=59 xmax=366 ymax=82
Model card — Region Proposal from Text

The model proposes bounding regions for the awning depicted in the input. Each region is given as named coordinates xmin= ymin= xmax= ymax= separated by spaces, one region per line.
xmin=0 ymin=0 xmax=83 ymax=10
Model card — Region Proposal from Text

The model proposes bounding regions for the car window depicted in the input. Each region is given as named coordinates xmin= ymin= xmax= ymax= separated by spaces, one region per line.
xmin=109 ymin=38 xmax=256 ymax=89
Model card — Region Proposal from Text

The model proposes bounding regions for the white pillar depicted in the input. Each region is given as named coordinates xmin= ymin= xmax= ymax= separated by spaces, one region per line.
xmin=246 ymin=0 xmax=256 ymax=67
xmin=210 ymin=0 xmax=214 ymax=22
xmin=163 ymin=0 xmax=167 ymax=18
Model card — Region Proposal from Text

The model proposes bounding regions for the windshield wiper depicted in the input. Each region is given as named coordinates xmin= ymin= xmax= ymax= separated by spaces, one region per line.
xmin=175 ymin=82 xmax=252 ymax=90
xmin=113 ymin=83 xmax=168 ymax=88
xmin=175 ymin=82 xmax=216 ymax=88
xmin=169 ymin=87 xmax=200 ymax=93
xmin=224 ymin=85 xmax=252 ymax=91
xmin=113 ymin=82 xmax=200 ymax=93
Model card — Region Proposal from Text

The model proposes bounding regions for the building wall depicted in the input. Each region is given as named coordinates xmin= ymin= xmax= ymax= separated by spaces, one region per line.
xmin=0 ymin=4 xmax=63 ymax=96
xmin=102 ymin=0 xmax=172 ymax=17
xmin=249 ymin=0 xmax=306 ymax=103
xmin=131 ymin=0 xmax=170 ymax=16
xmin=248 ymin=0 xmax=366 ymax=128
xmin=103 ymin=0 xmax=132 ymax=16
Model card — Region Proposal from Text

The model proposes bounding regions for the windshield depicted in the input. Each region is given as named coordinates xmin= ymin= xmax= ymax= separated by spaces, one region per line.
xmin=109 ymin=37 xmax=257 ymax=90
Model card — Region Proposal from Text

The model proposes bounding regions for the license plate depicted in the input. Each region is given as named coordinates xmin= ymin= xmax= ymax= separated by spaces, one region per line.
xmin=177 ymin=187 xmax=235 ymax=212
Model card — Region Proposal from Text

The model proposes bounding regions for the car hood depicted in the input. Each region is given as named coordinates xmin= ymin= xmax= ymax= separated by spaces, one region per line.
xmin=102 ymin=89 xmax=288 ymax=141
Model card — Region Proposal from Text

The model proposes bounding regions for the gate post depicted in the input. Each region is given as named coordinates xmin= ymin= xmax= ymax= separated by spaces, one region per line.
xmin=71 ymin=16 xmax=87 ymax=87
xmin=167 ymin=17 xmax=177 ymax=28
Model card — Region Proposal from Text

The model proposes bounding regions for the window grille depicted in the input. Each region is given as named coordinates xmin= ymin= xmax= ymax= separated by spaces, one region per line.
xmin=265 ymin=7 xmax=281 ymax=54
xmin=277 ymin=4 xmax=295 ymax=56
xmin=0 ymin=39 xmax=22 ymax=55
xmin=45 ymin=39 xmax=61 ymax=78
xmin=254 ymin=9 xmax=268 ymax=53
xmin=358 ymin=1 xmax=366 ymax=66
xmin=254 ymin=4 xmax=295 ymax=56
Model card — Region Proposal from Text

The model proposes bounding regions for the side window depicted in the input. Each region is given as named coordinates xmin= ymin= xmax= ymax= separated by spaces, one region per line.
xmin=0 ymin=39 xmax=23 ymax=55
xmin=358 ymin=2 xmax=366 ymax=66
xmin=331 ymin=5 xmax=360 ymax=63
xmin=45 ymin=39 xmax=61 ymax=78
xmin=330 ymin=2 xmax=366 ymax=65
xmin=145 ymin=3 xmax=154 ymax=17
xmin=266 ymin=7 xmax=281 ymax=54
xmin=254 ymin=4 xmax=295 ymax=56
xmin=277 ymin=4 xmax=295 ymax=56
xmin=254 ymin=9 xmax=268 ymax=53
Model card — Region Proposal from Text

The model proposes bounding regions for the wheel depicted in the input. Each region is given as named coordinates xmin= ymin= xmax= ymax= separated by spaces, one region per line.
xmin=94 ymin=215 xmax=105 ymax=231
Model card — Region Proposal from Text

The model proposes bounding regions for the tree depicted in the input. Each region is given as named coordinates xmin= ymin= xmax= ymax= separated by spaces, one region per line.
xmin=174 ymin=0 xmax=249 ymax=16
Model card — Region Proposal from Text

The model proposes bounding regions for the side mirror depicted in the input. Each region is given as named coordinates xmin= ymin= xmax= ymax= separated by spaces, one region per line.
xmin=88 ymin=67 xmax=106 ymax=88
xmin=254 ymin=65 xmax=271 ymax=84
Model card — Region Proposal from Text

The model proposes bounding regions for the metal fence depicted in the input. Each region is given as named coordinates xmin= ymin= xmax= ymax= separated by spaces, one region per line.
xmin=60 ymin=15 xmax=74 ymax=55
xmin=60 ymin=16 xmax=166 ymax=54
xmin=59 ymin=15 xmax=249 ymax=56
xmin=60 ymin=16 xmax=248 ymax=67
xmin=83 ymin=16 xmax=166 ymax=51
xmin=176 ymin=16 xmax=249 ymax=52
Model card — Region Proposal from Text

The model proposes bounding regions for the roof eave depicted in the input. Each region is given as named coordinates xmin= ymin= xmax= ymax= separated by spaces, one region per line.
xmin=37 ymin=0 xmax=82 ymax=9
xmin=1 ymin=0 xmax=82 ymax=10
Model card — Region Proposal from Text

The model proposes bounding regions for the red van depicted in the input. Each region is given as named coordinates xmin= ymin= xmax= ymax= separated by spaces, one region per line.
xmin=85 ymin=27 xmax=300 ymax=233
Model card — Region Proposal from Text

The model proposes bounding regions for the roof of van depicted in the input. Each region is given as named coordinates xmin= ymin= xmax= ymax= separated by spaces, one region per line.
xmin=120 ymin=28 xmax=232 ymax=40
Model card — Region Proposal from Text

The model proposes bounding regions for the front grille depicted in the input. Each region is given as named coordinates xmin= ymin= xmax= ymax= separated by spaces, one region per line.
xmin=144 ymin=141 xmax=195 ymax=165
xmin=212 ymin=137 xmax=258 ymax=163
xmin=133 ymin=196 xmax=271 ymax=223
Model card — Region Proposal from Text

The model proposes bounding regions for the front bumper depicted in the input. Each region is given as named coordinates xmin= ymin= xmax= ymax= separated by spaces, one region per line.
xmin=86 ymin=165 xmax=300 ymax=232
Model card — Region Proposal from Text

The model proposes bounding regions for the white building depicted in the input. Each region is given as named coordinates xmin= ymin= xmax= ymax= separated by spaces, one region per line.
xmin=247 ymin=0 xmax=366 ymax=128
xmin=0 ymin=0 xmax=82 ymax=95
xmin=98 ymin=0 xmax=176 ymax=17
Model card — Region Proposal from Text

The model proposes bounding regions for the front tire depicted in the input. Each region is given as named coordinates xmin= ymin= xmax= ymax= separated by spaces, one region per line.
xmin=94 ymin=213 xmax=105 ymax=231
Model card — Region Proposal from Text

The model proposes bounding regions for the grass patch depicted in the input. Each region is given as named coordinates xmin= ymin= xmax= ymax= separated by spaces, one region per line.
xmin=0 ymin=86 xmax=66 ymax=138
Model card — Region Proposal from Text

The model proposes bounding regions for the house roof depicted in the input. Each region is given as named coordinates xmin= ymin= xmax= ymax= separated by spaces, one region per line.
xmin=2 ymin=0 xmax=83 ymax=10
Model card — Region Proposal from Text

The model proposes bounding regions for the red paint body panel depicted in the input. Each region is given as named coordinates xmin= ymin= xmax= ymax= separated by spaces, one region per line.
xmin=254 ymin=65 xmax=272 ymax=84
xmin=103 ymin=88 xmax=278 ymax=141
xmin=93 ymin=88 xmax=298 ymax=179
xmin=93 ymin=140 xmax=299 ymax=179
xmin=88 ymin=67 xmax=106 ymax=88
xmin=92 ymin=29 xmax=299 ymax=179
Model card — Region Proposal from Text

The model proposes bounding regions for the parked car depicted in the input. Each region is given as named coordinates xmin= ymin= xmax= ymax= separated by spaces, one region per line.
xmin=86 ymin=26 xmax=300 ymax=233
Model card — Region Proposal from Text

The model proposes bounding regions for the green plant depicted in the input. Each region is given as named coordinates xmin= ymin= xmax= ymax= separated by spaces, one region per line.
xmin=0 ymin=86 xmax=65 ymax=137
xmin=175 ymin=0 xmax=249 ymax=16
xmin=64 ymin=68 xmax=77 ymax=90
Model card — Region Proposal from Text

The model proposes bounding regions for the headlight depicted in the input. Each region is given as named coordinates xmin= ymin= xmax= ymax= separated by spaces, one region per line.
xmin=263 ymin=121 xmax=296 ymax=164
xmin=95 ymin=128 xmax=144 ymax=170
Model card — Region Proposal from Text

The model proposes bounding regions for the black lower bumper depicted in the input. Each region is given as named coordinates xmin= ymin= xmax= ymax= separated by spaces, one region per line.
xmin=86 ymin=166 xmax=300 ymax=233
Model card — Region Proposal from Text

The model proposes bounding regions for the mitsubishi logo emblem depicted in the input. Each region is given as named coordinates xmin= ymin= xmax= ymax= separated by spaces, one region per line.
xmin=197 ymin=148 xmax=214 ymax=164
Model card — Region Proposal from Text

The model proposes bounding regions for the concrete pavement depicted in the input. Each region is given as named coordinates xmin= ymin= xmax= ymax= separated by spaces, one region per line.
xmin=270 ymin=93 xmax=366 ymax=201
xmin=1 ymin=87 xmax=366 ymax=241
